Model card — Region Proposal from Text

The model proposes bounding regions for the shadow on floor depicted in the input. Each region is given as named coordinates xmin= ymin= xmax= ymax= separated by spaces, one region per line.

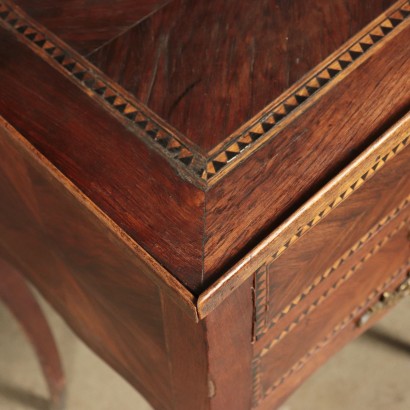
xmin=0 ymin=379 xmax=49 ymax=410
xmin=363 ymin=328 xmax=410 ymax=355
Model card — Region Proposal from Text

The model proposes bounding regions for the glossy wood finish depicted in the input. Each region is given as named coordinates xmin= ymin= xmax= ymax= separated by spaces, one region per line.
xmin=205 ymin=277 xmax=254 ymax=410
xmin=0 ymin=26 xmax=204 ymax=292
xmin=89 ymin=0 xmax=396 ymax=149
xmin=256 ymin=262 xmax=410 ymax=410
xmin=253 ymin=232 xmax=410 ymax=407
xmin=200 ymin=110 xmax=410 ymax=317
xmin=160 ymin=277 xmax=254 ymax=410
xmin=0 ymin=119 xmax=177 ymax=409
xmin=1 ymin=0 xmax=409 ymax=291
xmin=12 ymin=0 xmax=170 ymax=55
xmin=0 ymin=257 xmax=65 ymax=410
xmin=0 ymin=115 xmax=256 ymax=410
xmin=1 ymin=1 xmax=410 ymax=409
xmin=256 ymin=209 xmax=410 ymax=354
xmin=203 ymin=24 xmax=410 ymax=286
xmin=160 ymin=293 xmax=209 ymax=410
xmin=255 ymin=145 xmax=410 ymax=339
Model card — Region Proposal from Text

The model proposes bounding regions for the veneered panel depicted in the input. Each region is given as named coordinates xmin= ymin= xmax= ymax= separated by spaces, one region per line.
xmin=161 ymin=293 xmax=209 ymax=410
xmin=254 ymin=262 xmax=410 ymax=410
xmin=259 ymin=144 xmax=410 ymax=337
xmin=206 ymin=277 xmax=254 ymax=409
xmin=0 ymin=27 xmax=204 ymax=292
xmin=0 ymin=121 xmax=172 ymax=409
xmin=89 ymin=0 xmax=396 ymax=149
xmin=12 ymin=0 xmax=171 ymax=54
xmin=204 ymin=25 xmax=410 ymax=286
xmin=255 ymin=199 xmax=410 ymax=347
xmin=253 ymin=230 xmax=410 ymax=407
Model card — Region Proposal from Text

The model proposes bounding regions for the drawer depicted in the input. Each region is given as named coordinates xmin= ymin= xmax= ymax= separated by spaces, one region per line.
xmin=254 ymin=140 xmax=410 ymax=340
xmin=252 ymin=224 xmax=410 ymax=407
xmin=256 ymin=195 xmax=410 ymax=343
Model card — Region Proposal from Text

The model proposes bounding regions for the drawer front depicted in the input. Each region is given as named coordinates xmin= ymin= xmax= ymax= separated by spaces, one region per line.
xmin=252 ymin=225 xmax=410 ymax=407
xmin=254 ymin=140 xmax=410 ymax=341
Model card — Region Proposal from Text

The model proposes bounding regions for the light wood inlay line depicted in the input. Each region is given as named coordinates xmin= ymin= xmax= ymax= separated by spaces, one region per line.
xmin=252 ymin=259 xmax=410 ymax=406
xmin=254 ymin=196 xmax=410 ymax=339
xmin=254 ymin=218 xmax=409 ymax=349
xmin=198 ymin=117 xmax=410 ymax=319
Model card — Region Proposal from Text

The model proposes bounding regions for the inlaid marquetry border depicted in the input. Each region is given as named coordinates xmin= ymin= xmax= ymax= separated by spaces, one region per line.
xmin=256 ymin=134 xmax=409 ymax=269
xmin=203 ymin=0 xmax=410 ymax=181
xmin=0 ymin=0 xmax=409 ymax=185
xmin=254 ymin=196 xmax=410 ymax=340
xmin=198 ymin=114 xmax=410 ymax=319
xmin=254 ymin=216 xmax=409 ymax=350
xmin=0 ymin=0 xmax=207 ymax=185
xmin=252 ymin=259 xmax=410 ymax=407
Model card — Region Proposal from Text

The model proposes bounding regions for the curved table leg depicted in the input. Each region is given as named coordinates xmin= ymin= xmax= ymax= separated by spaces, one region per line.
xmin=0 ymin=257 xmax=65 ymax=410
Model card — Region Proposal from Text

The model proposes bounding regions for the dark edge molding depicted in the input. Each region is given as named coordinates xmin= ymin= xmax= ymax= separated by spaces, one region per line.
xmin=251 ymin=260 xmax=410 ymax=407
xmin=1 ymin=0 xmax=409 ymax=186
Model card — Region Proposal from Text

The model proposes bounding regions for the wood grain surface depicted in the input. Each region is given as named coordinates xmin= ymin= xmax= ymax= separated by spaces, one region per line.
xmin=0 ymin=116 xmax=257 ymax=409
xmin=205 ymin=277 xmax=254 ymax=410
xmin=255 ymin=259 xmax=410 ymax=409
xmin=12 ymin=0 xmax=170 ymax=55
xmin=2 ymin=1 xmax=410 ymax=408
xmin=253 ymin=233 xmax=410 ymax=407
xmin=255 ymin=206 xmax=410 ymax=350
xmin=2 ymin=1 xmax=409 ymax=293
xmin=89 ymin=0 xmax=397 ymax=150
xmin=0 ymin=26 xmax=205 ymax=292
xmin=0 ymin=118 xmax=184 ymax=409
xmin=202 ymin=25 xmax=410 ymax=289
xmin=199 ymin=110 xmax=410 ymax=317
xmin=3 ymin=0 xmax=407 ymax=187
xmin=255 ymin=146 xmax=410 ymax=339
xmin=161 ymin=293 xmax=209 ymax=410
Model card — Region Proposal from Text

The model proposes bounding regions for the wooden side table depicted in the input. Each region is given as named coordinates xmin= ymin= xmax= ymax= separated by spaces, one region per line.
xmin=0 ymin=0 xmax=409 ymax=408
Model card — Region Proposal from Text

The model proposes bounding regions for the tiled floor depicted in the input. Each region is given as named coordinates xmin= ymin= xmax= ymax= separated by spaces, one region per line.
xmin=0 ymin=291 xmax=409 ymax=410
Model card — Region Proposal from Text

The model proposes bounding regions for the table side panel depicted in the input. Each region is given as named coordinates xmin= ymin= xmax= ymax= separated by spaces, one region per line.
xmin=255 ymin=201 xmax=410 ymax=350
xmin=0 ymin=121 xmax=173 ymax=409
xmin=0 ymin=26 xmax=205 ymax=292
